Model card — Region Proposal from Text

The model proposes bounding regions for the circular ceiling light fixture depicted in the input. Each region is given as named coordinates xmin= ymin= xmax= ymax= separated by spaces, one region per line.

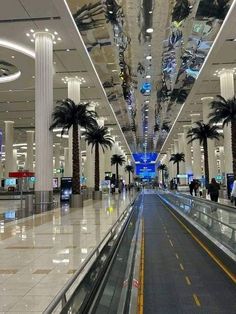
xmin=146 ymin=28 xmax=153 ymax=33
xmin=146 ymin=75 xmax=151 ymax=79
xmin=146 ymin=55 xmax=152 ymax=60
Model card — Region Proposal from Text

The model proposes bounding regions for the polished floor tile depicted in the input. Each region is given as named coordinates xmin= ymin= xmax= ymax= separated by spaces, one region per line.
xmin=0 ymin=192 xmax=135 ymax=312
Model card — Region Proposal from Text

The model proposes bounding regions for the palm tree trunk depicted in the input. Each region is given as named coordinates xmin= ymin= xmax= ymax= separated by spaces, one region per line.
xmin=231 ymin=120 xmax=236 ymax=175
xmin=116 ymin=163 xmax=119 ymax=188
xmin=94 ymin=143 xmax=100 ymax=191
xmin=128 ymin=171 xmax=130 ymax=185
xmin=177 ymin=162 xmax=180 ymax=184
xmin=162 ymin=170 xmax=165 ymax=185
xmin=203 ymin=139 xmax=209 ymax=186
xmin=72 ymin=123 xmax=80 ymax=194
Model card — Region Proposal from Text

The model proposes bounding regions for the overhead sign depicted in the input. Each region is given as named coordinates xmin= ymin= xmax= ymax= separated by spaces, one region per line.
xmin=9 ymin=171 xmax=35 ymax=178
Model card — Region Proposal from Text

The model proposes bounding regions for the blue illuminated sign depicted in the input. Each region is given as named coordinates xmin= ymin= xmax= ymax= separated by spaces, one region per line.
xmin=136 ymin=164 xmax=156 ymax=178
xmin=133 ymin=153 xmax=158 ymax=163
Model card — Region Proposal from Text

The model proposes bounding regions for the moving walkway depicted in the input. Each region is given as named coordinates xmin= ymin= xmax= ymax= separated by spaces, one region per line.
xmin=44 ymin=191 xmax=236 ymax=313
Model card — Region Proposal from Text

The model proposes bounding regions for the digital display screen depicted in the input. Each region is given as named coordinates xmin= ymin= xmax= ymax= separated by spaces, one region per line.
xmin=60 ymin=177 xmax=72 ymax=201
xmin=136 ymin=164 xmax=156 ymax=178
xmin=53 ymin=178 xmax=58 ymax=188
xmin=4 ymin=210 xmax=16 ymax=219
xmin=5 ymin=178 xmax=16 ymax=186
xmin=132 ymin=153 xmax=158 ymax=163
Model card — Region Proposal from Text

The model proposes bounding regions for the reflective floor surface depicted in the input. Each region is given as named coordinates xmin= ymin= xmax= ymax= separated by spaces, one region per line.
xmin=0 ymin=192 xmax=135 ymax=313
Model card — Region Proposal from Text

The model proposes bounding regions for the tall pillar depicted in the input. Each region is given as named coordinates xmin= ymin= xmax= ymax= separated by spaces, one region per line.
xmin=54 ymin=143 xmax=61 ymax=186
xmin=202 ymin=97 xmax=218 ymax=180
xmin=85 ymin=143 xmax=95 ymax=188
xmin=177 ymin=133 xmax=185 ymax=175
xmin=170 ymin=143 xmax=176 ymax=177
xmin=26 ymin=131 xmax=34 ymax=171
xmin=191 ymin=114 xmax=202 ymax=179
xmin=183 ymin=125 xmax=192 ymax=174
xmin=64 ymin=147 xmax=70 ymax=176
xmin=218 ymin=146 xmax=225 ymax=175
xmin=4 ymin=121 xmax=14 ymax=177
xmin=219 ymin=69 xmax=234 ymax=174
xmin=13 ymin=149 xmax=17 ymax=171
xmin=167 ymin=148 xmax=173 ymax=179
xmin=35 ymin=32 xmax=54 ymax=207
xmin=68 ymin=78 xmax=81 ymax=177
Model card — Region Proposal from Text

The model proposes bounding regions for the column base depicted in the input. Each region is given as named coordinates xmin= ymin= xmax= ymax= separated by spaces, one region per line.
xmin=93 ymin=191 xmax=102 ymax=200
xmin=70 ymin=194 xmax=83 ymax=208
xmin=35 ymin=191 xmax=53 ymax=213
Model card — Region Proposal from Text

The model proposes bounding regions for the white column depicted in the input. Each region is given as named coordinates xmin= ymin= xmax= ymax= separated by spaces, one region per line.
xmin=167 ymin=148 xmax=173 ymax=178
xmin=191 ymin=114 xmax=202 ymax=179
xmin=54 ymin=143 xmax=60 ymax=170
xmin=183 ymin=125 xmax=193 ymax=174
xmin=35 ymin=32 xmax=54 ymax=203
xmin=202 ymin=97 xmax=218 ymax=179
xmin=68 ymin=78 xmax=81 ymax=177
xmin=174 ymin=139 xmax=179 ymax=154
xmin=26 ymin=131 xmax=34 ymax=171
xmin=218 ymin=146 xmax=225 ymax=175
xmin=219 ymin=69 xmax=234 ymax=174
xmin=4 ymin=121 xmax=14 ymax=177
xmin=13 ymin=149 xmax=17 ymax=171
xmin=85 ymin=143 xmax=95 ymax=188
xmin=64 ymin=147 xmax=70 ymax=177
xmin=177 ymin=133 xmax=185 ymax=175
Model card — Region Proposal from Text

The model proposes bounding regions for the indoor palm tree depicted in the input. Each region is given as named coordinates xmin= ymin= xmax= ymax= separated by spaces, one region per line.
xmin=83 ymin=125 xmax=114 ymax=197
xmin=50 ymin=98 xmax=97 ymax=206
xmin=169 ymin=153 xmax=185 ymax=181
xmin=158 ymin=164 xmax=167 ymax=185
xmin=187 ymin=121 xmax=221 ymax=185
xmin=111 ymin=154 xmax=126 ymax=188
xmin=209 ymin=95 xmax=236 ymax=174
xmin=125 ymin=164 xmax=134 ymax=185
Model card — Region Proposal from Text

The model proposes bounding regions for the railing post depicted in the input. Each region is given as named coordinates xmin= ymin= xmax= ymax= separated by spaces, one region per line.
xmin=62 ymin=294 xmax=67 ymax=308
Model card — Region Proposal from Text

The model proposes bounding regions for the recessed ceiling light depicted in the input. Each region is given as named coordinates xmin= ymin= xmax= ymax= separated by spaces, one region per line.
xmin=11 ymin=55 xmax=15 ymax=59
xmin=30 ymin=39 xmax=34 ymax=43
xmin=148 ymin=44 xmax=151 ymax=47
xmin=146 ymin=55 xmax=152 ymax=60
xmin=149 ymin=10 xmax=153 ymax=14
xmin=45 ymin=28 xmax=49 ymax=32
xmin=26 ymin=33 xmax=30 ymax=37
xmin=32 ymin=75 xmax=35 ymax=79
xmin=6 ymin=110 xmax=8 ymax=112
xmin=66 ymin=49 xmax=70 ymax=52
xmin=53 ymin=41 xmax=56 ymax=44
xmin=146 ymin=28 xmax=153 ymax=33
xmin=30 ymin=29 xmax=34 ymax=33
xmin=109 ymin=10 xmax=113 ymax=14
xmin=57 ymin=37 xmax=62 ymax=41
xmin=146 ymin=75 xmax=151 ymax=78
xmin=54 ymin=31 xmax=58 ymax=35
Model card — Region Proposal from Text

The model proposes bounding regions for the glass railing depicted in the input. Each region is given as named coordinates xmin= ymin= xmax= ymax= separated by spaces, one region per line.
xmin=158 ymin=190 xmax=236 ymax=255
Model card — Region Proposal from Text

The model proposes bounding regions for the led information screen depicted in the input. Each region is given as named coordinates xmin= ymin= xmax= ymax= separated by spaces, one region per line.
xmin=60 ymin=177 xmax=72 ymax=201
xmin=136 ymin=164 xmax=156 ymax=179
xmin=133 ymin=152 xmax=158 ymax=163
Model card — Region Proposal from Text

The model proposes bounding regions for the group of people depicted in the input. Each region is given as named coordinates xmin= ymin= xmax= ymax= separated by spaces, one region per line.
xmin=189 ymin=177 xmax=236 ymax=205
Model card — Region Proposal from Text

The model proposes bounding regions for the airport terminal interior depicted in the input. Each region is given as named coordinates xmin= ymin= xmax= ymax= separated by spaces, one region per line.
xmin=0 ymin=0 xmax=236 ymax=313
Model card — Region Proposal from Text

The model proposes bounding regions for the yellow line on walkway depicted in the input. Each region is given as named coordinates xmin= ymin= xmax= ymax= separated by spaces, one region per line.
xmin=193 ymin=294 xmax=201 ymax=307
xmin=169 ymin=239 xmax=174 ymax=247
xmin=138 ymin=220 xmax=144 ymax=314
xmin=175 ymin=253 xmax=179 ymax=260
xmin=163 ymin=204 xmax=236 ymax=284
xmin=185 ymin=276 xmax=191 ymax=285
xmin=180 ymin=263 xmax=184 ymax=271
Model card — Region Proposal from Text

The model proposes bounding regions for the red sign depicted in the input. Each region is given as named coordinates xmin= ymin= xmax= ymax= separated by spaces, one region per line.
xmin=9 ymin=171 xmax=35 ymax=178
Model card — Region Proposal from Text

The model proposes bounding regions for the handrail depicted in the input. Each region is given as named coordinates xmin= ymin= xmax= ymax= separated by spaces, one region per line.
xmin=176 ymin=191 xmax=236 ymax=213
xmin=163 ymin=192 xmax=236 ymax=232
xmin=43 ymin=194 xmax=138 ymax=314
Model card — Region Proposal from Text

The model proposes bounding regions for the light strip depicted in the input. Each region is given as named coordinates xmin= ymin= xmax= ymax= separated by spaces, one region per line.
xmin=0 ymin=39 xmax=35 ymax=59
xmin=0 ymin=71 xmax=21 ymax=83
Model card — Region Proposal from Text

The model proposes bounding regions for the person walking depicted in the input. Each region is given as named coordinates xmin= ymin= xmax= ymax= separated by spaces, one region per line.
xmin=207 ymin=178 xmax=220 ymax=202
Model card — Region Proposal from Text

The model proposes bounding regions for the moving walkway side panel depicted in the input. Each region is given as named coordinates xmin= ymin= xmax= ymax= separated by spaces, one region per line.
xmin=158 ymin=192 xmax=236 ymax=277
xmin=142 ymin=194 xmax=236 ymax=314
